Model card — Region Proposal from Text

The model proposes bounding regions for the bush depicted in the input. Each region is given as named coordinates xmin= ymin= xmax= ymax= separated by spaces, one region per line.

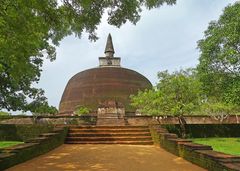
xmin=74 ymin=106 xmax=90 ymax=116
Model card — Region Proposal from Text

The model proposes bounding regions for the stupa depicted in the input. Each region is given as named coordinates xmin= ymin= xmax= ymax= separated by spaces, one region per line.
xmin=59 ymin=34 xmax=152 ymax=114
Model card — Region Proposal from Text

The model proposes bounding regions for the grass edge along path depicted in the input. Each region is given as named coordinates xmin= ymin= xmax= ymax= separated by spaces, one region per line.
xmin=191 ymin=138 xmax=240 ymax=156
xmin=0 ymin=141 xmax=24 ymax=149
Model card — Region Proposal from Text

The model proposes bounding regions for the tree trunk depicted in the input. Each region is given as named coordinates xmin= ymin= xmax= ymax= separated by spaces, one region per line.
xmin=178 ymin=115 xmax=187 ymax=138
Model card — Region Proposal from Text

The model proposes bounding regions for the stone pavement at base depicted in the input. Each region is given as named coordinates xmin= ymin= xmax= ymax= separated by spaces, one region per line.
xmin=7 ymin=144 xmax=206 ymax=171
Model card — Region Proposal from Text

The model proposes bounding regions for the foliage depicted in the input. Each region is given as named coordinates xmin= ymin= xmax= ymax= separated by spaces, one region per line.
xmin=26 ymin=97 xmax=58 ymax=115
xmin=156 ymin=69 xmax=202 ymax=116
xmin=201 ymin=101 xmax=239 ymax=116
xmin=0 ymin=0 xmax=176 ymax=112
xmin=200 ymin=101 xmax=240 ymax=122
xmin=130 ymin=89 xmax=162 ymax=115
xmin=131 ymin=69 xmax=202 ymax=137
xmin=197 ymin=2 xmax=240 ymax=105
xmin=192 ymin=138 xmax=240 ymax=156
xmin=74 ymin=106 xmax=90 ymax=115
xmin=131 ymin=69 xmax=202 ymax=116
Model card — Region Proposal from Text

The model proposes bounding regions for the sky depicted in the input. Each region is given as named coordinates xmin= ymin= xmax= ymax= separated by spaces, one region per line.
xmin=37 ymin=0 xmax=238 ymax=109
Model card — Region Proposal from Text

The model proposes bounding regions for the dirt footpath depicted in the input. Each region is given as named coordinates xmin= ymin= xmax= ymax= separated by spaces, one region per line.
xmin=7 ymin=144 xmax=206 ymax=171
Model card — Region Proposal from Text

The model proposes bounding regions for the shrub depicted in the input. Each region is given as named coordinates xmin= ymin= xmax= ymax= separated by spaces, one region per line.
xmin=74 ymin=106 xmax=90 ymax=116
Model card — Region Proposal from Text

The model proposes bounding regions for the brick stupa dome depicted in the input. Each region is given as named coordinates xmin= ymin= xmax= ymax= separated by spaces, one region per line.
xmin=59 ymin=34 xmax=152 ymax=114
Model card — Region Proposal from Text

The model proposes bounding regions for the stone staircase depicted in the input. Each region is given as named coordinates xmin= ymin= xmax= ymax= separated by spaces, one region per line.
xmin=65 ymin=126 xmax=153 ymax=145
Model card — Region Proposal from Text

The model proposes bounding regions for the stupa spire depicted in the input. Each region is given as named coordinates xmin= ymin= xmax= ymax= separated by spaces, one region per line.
xmin=99 ymin=34 xmax=120 ymax=67
xmin=104 ymin=33 xmax=115 ymax=58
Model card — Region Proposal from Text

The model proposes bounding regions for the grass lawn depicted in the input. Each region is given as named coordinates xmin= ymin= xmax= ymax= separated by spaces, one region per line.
xmin=191 ymin=138 xmax=240 ymax=156
xmin=0 ymin=141 xmax=24 ymax=149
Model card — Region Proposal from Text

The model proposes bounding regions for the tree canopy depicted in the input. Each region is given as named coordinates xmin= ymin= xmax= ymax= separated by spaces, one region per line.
xmin=0 ymin=0 xmax=176 ymax=112
xmin=131 ymin=69 xmax=202 ymax=137
xmin=131 ymin=69 xmax=202 ymax=116
xmin=197 ymin=2 xmax=240 ymax=105
xmin=131 ymin=2 xmax=240 ymax=121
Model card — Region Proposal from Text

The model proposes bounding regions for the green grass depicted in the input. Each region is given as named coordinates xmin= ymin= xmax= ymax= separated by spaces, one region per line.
xmin=0 ymin=141 xmax=24 ymax=149
xmin=191 ymin=138 xmax=240 ymax=156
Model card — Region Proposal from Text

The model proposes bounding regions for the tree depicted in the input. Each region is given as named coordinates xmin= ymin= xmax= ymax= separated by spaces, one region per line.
xmin=200 ymin=101 xmax=239 ymax=123
xmin=131 ymin=69 xmax=202 ymax=137
xmin=130 ymin=89 xmax=162 ymax=115
xmin=27 ymin=100 xmax=58 ymax=116
xmin=197 ymin=2 xmax=240 ymax=105
xmin=0 ymin=0 xmax=176 ymax=111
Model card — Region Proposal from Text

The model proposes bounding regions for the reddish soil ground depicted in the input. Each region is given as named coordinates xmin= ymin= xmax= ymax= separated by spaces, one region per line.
xmin=7 ymin=144 xmax=206 ymax=171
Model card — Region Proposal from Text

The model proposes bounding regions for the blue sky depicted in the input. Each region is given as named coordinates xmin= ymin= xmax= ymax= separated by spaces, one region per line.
xmin=37 ymin=0 xmax=238 ymax=109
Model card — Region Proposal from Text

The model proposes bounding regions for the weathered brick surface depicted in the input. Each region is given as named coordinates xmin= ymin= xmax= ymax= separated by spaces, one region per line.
xmin=1 ymin=115 xmax=240 ymax=125
xmin=59 ymin=67 xmax=152 ymax=113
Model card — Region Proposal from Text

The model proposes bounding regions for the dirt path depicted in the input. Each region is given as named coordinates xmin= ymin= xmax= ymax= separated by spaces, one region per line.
xmin=7 ymin=144 xmax=206 ymax=171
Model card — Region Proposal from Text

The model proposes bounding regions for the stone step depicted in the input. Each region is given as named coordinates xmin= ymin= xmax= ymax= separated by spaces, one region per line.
xmin=39 ymin=133 xmax=58 ymax=137
xmin=68 ymin=128 xmax=149 ymax=131
xmin=68 ymin=126 xmax=149 ymax=129
xmin=65 ymin=141 xmax=153 ymax=145
xmin=65 ymin=125 xmax=153 ymax=145
xmin=66 ymin=136 xmax=152 ymax=141
xmin=69 ymin=126 xmax=149 ymax=129
xmin=96 ymin=118 xmax=125 ymax=126
xmin=97 ymin=117 xmax=121 ymax=119
xmin=97 ymin=114 xmax=121 ymax=118
xmin=68 ymin=129 xmax=150 ymax=133
xmin=68 ymin=132 xmax=151 ymax=137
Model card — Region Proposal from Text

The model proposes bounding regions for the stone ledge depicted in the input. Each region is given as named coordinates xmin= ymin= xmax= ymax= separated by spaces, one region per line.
xmin=150 ymin=125 xmax=240 ymax=171
xmin=196 ymin=150 xmax=240 ymax=163
xmin=221 ymin=163 xmax=240 ymax=171
xmin=40 ymin=133 xmax=58 ymax=137
xmin=180 ymin=142 xmax=213 ymax=151
xmin=0 ymin=127 xmax=68 ymax=170
xmin=159 ymin=133 xmax=178 ymax=139
xmin=168 ymin=138 xmax=192 ymax=144
xmin=0 ymin=153 xmax=15 ymax=159
xmin=25 ymin=137 xmax=49 ymax=143
xmin=53 ymin=127 xmax=66 ymax=133
xmin=156 ymin=128 xmax=168 ymax=133
xmin=2 ymin=143 xmax=39 ymax=153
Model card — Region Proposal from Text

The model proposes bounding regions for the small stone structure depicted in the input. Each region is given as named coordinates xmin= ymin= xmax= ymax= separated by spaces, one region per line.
xmin=97 ymin=100 xmax=125 ymax=118
xmin=97 ymin=100 xmax=125 ymax=125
